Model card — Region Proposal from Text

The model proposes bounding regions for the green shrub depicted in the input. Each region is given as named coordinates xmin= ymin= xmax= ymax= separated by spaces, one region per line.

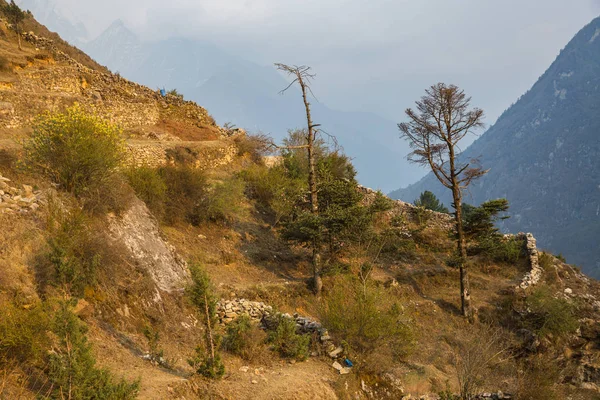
xmin=143 ymin=324 xmax=165 ymax=365
xmin=526 ymin=286 xmax=578 ymax=338
xmin=319 ymin=276 xmax=414 ymax=357
xmin=479 ymin=236 xmax=524 ymax=264
xmin=167 ymin=88 xmax=183 ymax=99
xmin=48 ymin=300 xmax=139 ymax=399
xmin=241 ymin=164 xmax=305 ymax=225
xmin=22 ymin=105 xmax=125 ymax=197
xmin=0 ymin=301 xmax=49 ymax=365
xmin=538 ymin=252 xmax=554 ymax=271
xmin=127 ymin=165 xmax=244 ymax=225
xmin=222 ymin=315 xmax=268 ymax=361
xmin=125 ymin=166 xmax=167 ymax=217
xmin=266 ymin=314 xmax=310 ymax=361
xmin=188 ymin=347 xmax=225 ymax=379
xmin=203 ymin=177 xmax=245 ymax=223
xmin=555 ymin=253 xmax=566 ymax=263
xmin=44 ymin=205 xmax=101 ymax=297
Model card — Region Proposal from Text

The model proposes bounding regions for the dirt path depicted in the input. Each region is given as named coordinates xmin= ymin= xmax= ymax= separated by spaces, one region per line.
xmin=89 ymin=322 xmax=339 ymax=400
xmin=195 ymin=358 xmax=339 ymax=400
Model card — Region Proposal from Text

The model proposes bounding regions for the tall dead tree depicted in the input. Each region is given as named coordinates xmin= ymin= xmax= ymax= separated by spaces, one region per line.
xmin=398 ymin=83 xmax=486 ymax=318
xmin=275 ymin=63 xmax=323 ymax=295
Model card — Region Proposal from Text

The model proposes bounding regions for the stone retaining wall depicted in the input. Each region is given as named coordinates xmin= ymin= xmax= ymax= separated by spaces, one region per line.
xmin=511 ymin=232 xmax=542 ymax=290
xmin=358 ymin=185 xmax=454 ymax=232
xmin=124 ymin=142 xmax=238 ymax=170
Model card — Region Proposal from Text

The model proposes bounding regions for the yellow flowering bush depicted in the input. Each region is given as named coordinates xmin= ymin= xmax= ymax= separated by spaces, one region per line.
xmin=22 ymin=105 xmax=125 ymax=196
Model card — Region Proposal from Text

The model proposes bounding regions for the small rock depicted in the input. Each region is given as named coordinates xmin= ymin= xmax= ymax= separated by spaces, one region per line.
xmin=239 ymin=366 xmax=249 ymax=373
xmin=251 ymin=379 xmax=258 ymax=384
xmin=329 ymin=347 xmax=343 ymax=358
xmin=564 ymin=288 xmax=573 ymax=295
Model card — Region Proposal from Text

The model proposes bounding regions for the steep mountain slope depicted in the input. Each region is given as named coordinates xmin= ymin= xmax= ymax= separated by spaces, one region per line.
xmin=390 ymin=16 xmax=600 ymax=277
xmin=82 ymin=20 xmax=419 ymax=191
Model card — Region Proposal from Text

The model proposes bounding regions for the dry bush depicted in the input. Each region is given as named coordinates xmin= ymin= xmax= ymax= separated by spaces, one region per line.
xmin=0 ymin=54 xmax=10 ymax=72
xmin=0 ymin=149 xmax=17 ymax=171
xmin=0 ymin=214 xmax=44 ymax=296
xmin=447 ymin=325 xmax=511 ymax=400
xmin=513 ymin=356 xmax=560 ymax=400
xmin=82 ymin=173 xmax=135 ymax=216
xmin=159 ymin=165 xmax=208 ymax=225
xmin=234 ymin=133 xmax=272 ymax=164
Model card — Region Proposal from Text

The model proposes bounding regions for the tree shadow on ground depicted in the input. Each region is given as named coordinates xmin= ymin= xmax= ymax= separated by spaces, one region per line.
xmin=233 ymin=210 xmax=309 ymax=284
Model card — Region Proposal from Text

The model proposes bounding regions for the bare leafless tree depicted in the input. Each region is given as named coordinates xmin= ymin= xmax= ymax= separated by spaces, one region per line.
xmin=275 ymin=63 xmax=323 ymax=295
xmin=398 ymin=83 xmax=487 ymax=318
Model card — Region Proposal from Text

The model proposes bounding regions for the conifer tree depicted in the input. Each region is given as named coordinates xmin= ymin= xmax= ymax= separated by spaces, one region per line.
xmin=187 ymin=264 xmax=224 ymax=378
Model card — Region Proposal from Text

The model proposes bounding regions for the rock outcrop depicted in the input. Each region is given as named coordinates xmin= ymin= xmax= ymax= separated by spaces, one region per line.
xmin=107 ymin=197 xmax=188 ymax=292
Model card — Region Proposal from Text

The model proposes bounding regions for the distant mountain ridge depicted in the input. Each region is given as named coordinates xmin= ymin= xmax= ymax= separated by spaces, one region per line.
xmin=391 ymin=16 xmax=600 ymax=277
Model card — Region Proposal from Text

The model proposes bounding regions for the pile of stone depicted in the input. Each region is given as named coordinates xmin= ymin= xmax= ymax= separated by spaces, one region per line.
xmin=217 ymin=298 xmax=351 ymax=372
xmin=0 ymin=173 xmax=42 ymax=214
xmin=216 ymin=298 xmax=328 ymax=336
xmin=216 ymin=298 xmax=274 ymax=324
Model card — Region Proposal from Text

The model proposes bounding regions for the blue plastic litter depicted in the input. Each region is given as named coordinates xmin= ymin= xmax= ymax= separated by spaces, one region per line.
xmin=160 ymin=88 xmax=166 ymax=97
xmin=344 ymin=359 xmax=353 ymax=367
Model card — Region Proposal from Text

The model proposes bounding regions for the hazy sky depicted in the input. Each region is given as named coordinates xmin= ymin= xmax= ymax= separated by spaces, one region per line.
xmin=26 ymin=0 xmax=600 ymax=128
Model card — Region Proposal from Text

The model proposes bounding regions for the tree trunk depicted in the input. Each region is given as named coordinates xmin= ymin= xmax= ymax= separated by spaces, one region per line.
xmin=300 ymin=76 xmax=322 ymax=295
xmin=452 ymin=186 xmax=471 ymax=318
xmin=204 ymin=293 xmax=215 ymax=360
xmin=17 ymin=32 xmax=22 ymax=51
xmin=449 ymin=146 xmax=471 ymax=319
